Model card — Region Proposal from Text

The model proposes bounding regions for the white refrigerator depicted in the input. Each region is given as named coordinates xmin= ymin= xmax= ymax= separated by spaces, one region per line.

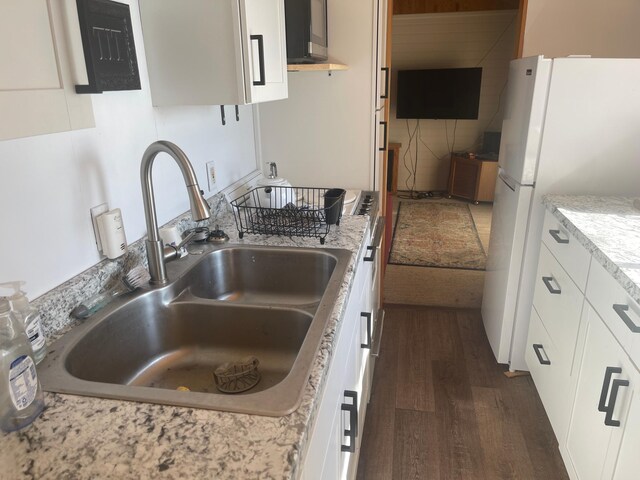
xmin=482 ymin=55 xmax=640 ymax=371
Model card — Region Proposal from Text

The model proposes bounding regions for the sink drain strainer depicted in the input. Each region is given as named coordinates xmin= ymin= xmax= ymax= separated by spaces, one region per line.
xmin=214 ymin=356 xmax=261 ymax=393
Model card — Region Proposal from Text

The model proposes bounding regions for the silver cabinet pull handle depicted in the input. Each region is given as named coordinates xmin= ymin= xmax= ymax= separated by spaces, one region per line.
xmin=542 ymin=276 xmax=561 ymax=294
xmin=613 ymin=304 xmax=640 ymax=333
xmin=549 ymin=229 xmax=569 ymax=244
xmin=533 ymin=344 xmax=551 ymax=365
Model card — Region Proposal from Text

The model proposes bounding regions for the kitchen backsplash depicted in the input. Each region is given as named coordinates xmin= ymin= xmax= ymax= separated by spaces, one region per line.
xmin=33 ymin=192 xmax=231 ymax=343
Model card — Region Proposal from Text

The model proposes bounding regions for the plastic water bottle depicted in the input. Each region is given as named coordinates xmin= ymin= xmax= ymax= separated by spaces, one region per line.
xmin=0 ymin=297 xmax=45 ymax=432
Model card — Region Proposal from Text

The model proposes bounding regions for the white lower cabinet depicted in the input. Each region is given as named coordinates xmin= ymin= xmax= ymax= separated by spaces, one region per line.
xmin=526 ymin=210 xmax=640 ymax=480
xmin=525 ymin=308 xmax=568 ymax=439
xmin=564 ymin=303 xmax=640 ymax=480
xmin=586 ymin=259 xmax=640 ymax=370
xmin=525 ymin=239 xmax=587 ymax=442
xmin=301 ymin=240 xmax=378 ymax=479
xmin=301 ymin=281 xmax=360 ymax=479
xmin=612 ymin=382 xmax=640 ymax=479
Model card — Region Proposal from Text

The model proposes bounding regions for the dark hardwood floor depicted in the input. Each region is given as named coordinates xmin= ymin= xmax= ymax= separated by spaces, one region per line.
xmin=356 ymin=305 xmax=569 ymax=480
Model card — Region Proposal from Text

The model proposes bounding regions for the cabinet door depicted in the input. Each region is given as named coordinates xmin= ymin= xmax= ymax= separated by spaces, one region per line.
xmin=374 ymin=0 xmax=388 ymax=111
xmin=525 ymin=307 xmax=568 ymax=440
xmin=318 ymin=401 xmax=341 ymax=480
xmin=542 ymin=210 xmax=591 ymax=292
xmin=357 ymin=259 xmax=373 ymax=383
xmin=240 ymin=0 xmax=288 ymax=103
xmin=449 ymin=157 xmax=480 ymax=201
xmin=140 ymin=0 xmax=286 ymax=106
xmin=533 ymin=244 xmax=584 ymax=368
xmin=302 ymin=257 xmax=365 ymax=478
xmin=0 ymin=1 xmax=93 ymax=140
xmin=565 ymin=303 xmax=635 ymax=480
xmin=612 ymin=378 xmax=640 ymax=479
xmin=373 ymin=108 xmax=388 ymax=190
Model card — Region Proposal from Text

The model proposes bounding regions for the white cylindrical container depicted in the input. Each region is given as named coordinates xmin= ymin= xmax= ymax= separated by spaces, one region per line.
xmin=159 ymin=226 xmax=183 ymax=246
xmin=256 ymin=162 xmax=295 ymax=207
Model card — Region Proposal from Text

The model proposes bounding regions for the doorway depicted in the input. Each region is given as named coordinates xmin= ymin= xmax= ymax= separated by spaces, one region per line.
xmin=383 ymin=2 xmax=520 ymax=307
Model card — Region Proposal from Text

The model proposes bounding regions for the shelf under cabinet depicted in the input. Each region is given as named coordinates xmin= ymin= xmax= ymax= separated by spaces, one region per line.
xmin=287 ymin=63 xmax=348 ymax=72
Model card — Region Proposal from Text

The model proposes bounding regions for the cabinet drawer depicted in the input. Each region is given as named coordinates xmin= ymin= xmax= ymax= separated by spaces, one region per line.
xmin=525 ymin=308 xmax=569 ymax=440
xmin=355 ymin=257 xmax=372 ymax=384
xmin=533 ymin=243 xmax=584 ymax=367
xmin=302 ymin=254 xmax=365 ymax=477
xmin=542 ymin=210 xmax=591 ymax=292
xmin=587 ymin=259 xmax=640 ymax=370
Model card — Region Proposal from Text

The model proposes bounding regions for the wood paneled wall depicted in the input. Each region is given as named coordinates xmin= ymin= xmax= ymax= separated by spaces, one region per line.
xmin=394 ymin=0 xmax=518 ymax=15
xmin=389 ymin=11 xmax=517 ymax=193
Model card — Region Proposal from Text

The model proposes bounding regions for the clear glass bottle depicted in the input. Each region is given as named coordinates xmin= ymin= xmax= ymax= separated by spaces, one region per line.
xmin=0 ymin=297 xmax=45 ymax=433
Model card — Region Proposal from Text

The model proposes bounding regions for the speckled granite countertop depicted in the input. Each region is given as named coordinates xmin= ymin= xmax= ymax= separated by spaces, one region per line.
xmin=542 ymin=195 xmax=640 ymax=304
xmin=0 ymin=201 xmax=369 ymax=480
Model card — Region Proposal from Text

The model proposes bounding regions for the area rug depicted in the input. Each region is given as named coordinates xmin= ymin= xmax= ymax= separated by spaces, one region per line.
xmin=389 ymin=202 xmax=486 ymax=270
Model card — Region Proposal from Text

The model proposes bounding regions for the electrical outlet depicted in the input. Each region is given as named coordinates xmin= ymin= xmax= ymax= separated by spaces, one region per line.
xmin=206 ymin=161 xmax=216 ymax=191
xmin=90 ymin=203 xmax=109 ymax=255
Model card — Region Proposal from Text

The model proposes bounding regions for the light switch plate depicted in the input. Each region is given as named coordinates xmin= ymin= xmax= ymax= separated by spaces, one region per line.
xmin=206 ymin=161 xmax=216 ymax=191
xmin=90 ymin=203 xmax=109 ymax=255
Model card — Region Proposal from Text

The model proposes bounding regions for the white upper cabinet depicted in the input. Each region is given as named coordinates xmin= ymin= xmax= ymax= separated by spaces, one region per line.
xmin=0 ymin=0 xmax=94 ymax=141
xmin=374 ymin=0 xmax=389 ymax=112
xmin=241 ymin=0 xmax=288 ymax=103
xmin=139 ymin=0 xmax=287 ymax=106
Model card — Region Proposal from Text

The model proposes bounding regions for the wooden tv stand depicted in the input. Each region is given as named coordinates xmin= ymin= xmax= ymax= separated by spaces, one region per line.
xmin=447 ymin=154 xmax=498 ymax=204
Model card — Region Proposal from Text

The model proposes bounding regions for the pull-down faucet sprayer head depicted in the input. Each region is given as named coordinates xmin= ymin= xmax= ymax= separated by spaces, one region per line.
xmin=186 ymin=185 xmax=211 ymax=222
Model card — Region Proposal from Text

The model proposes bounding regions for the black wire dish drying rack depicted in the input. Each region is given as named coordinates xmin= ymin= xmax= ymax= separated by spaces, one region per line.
xmin=230 ymin=186 xmax=344 ymax=244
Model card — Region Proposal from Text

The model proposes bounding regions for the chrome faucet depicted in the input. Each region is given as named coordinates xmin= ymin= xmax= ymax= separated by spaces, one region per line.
xmin=140 ymin=141 xmax=211 ymax=284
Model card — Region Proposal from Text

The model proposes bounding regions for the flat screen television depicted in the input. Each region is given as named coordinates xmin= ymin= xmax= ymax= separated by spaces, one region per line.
xmin=396 ymin=67 xmax=482 ymax=120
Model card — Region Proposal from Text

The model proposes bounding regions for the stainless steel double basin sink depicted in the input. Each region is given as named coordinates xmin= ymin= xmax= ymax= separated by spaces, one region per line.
xmin=39 ymin=245 xmax=351 ymax=416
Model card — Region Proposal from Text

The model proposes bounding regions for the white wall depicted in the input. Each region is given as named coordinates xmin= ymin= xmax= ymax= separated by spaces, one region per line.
xmin=390 ymin=11 xmax=516 ymax=192
xmin=0 ymin=1 xmax=258 ymax=299
xmin=523 ymin=0 xmax=640 ymax=58
xmin=256 ymin=0 xmax=376 ymax=190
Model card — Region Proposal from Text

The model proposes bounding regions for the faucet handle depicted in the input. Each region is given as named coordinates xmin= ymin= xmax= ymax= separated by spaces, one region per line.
xmin=176 ymin=230 xmax=196 ymax=250
xmin=162 ymin=230 xmax=195 ymax=263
